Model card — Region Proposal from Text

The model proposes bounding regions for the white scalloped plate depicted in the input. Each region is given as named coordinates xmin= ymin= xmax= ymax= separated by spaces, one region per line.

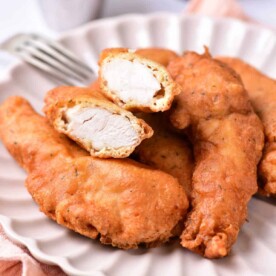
xmin=0 ymin=13 xmax=276 ymax=276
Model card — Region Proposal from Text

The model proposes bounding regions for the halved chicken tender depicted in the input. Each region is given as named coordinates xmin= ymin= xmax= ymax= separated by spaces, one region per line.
xmin=98 ymin=48 xmax=182 ymax=112
xmin=44 ymin=86 xmax=153 ymax=158
xmin=0 ymin=96 xmax=189 ymax=249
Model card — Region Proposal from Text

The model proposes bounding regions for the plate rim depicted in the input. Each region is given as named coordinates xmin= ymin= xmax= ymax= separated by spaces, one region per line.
xmin=1 ymin=12 xmax=275 ymax=87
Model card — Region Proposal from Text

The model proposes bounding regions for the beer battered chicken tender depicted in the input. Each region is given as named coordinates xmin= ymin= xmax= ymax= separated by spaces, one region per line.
xmin=44 ymin=86 xmax=153 ymax=158
xmin=135 ymin=113 xmax=194 ymax=198
xmin=98 ymin=48 xmax=181 ymax=112
xmin=167 ymin=50 xmax=264 ymax=258
xmin=217 ymin=57 xmax=276 ymax=196
xmin=0 ymin=96 xmax=189 ymax=249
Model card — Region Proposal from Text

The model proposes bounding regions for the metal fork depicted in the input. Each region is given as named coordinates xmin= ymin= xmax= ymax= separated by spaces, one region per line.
xmin=0 ymin=33 xmax=96 ymax=86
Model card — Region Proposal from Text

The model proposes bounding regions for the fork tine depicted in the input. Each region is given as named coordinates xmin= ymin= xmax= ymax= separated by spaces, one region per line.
xmin=32 ymin=34 xmax=94 ymax=74
xmin=17 ymin=50 xmax=78 ymax=86
xmin=1 ymin=33 xmax=96 ymax=86
xmin=29 ymin=38 xmax=94 ymax=80
xmin=20 ymin=44 xmax=87 ymax=83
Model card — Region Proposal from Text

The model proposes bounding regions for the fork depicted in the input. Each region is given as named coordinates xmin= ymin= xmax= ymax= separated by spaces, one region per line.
xmin=0 ymin=33 xmax=96 ymax=86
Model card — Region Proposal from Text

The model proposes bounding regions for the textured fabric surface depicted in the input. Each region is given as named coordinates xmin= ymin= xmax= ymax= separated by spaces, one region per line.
xmin=0 ymin=225 xmax=66 ymax=275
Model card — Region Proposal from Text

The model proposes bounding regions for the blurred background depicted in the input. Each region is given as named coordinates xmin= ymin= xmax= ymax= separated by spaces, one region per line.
xmin=0 ymin=0 xmax=275 ymax=73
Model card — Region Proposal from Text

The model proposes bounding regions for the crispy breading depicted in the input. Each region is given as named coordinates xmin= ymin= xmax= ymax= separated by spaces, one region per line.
xmin=135 ymin=48 xmax=179 ymax=67
xmin=0 ymin=96 xmax=189 ymax=249
xmin=217 ymin=57 xmax=276 ymax=196
xmin=167 ymin=50 xmax=264 ymax=258
xmin=44 ymin=86 xmax=153 ymax=158
xmin=134 ymin=113 xmax=194 ymax=198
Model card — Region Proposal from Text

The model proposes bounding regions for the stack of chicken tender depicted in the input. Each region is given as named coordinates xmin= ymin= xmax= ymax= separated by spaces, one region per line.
xmin=0 ymin=46 xmax=275 ymax=259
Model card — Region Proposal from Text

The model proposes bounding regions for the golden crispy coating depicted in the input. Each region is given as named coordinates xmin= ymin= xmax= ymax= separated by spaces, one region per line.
xmin=44 ymin=86 xmax=153 ymax=158
xmin=134 ymin=113 xmax=194 ymax=198
xmin=98 ymin=48 xmax=181 ymax=112
xmin=135 ymin=48 xmax=179 ymax=67
xmin=0 ymin=96 xmax=189 ymax=249
xmin=217 ymin=57 xmax=276 ymax=197
xmin=167 ymin=50 xmax=264 ymax=258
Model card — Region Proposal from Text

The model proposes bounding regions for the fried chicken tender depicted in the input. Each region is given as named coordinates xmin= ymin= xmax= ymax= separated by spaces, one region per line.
xmin=135 ymin=48 xmax=179 ymax=67
xmin=134 ymin=113 xmax=194 ymax=198
xmin=98 ymin=48 xmax=181 ymax=112
xmin=217 ymin=57 xmax=276 ymax=197
xmin=0 ymin=96 xmax=189 ymax=249
xmin=44 ymin=86 xmax=153 ymax=158
xmin=167 ymin=50 xmax=264 ymax=258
